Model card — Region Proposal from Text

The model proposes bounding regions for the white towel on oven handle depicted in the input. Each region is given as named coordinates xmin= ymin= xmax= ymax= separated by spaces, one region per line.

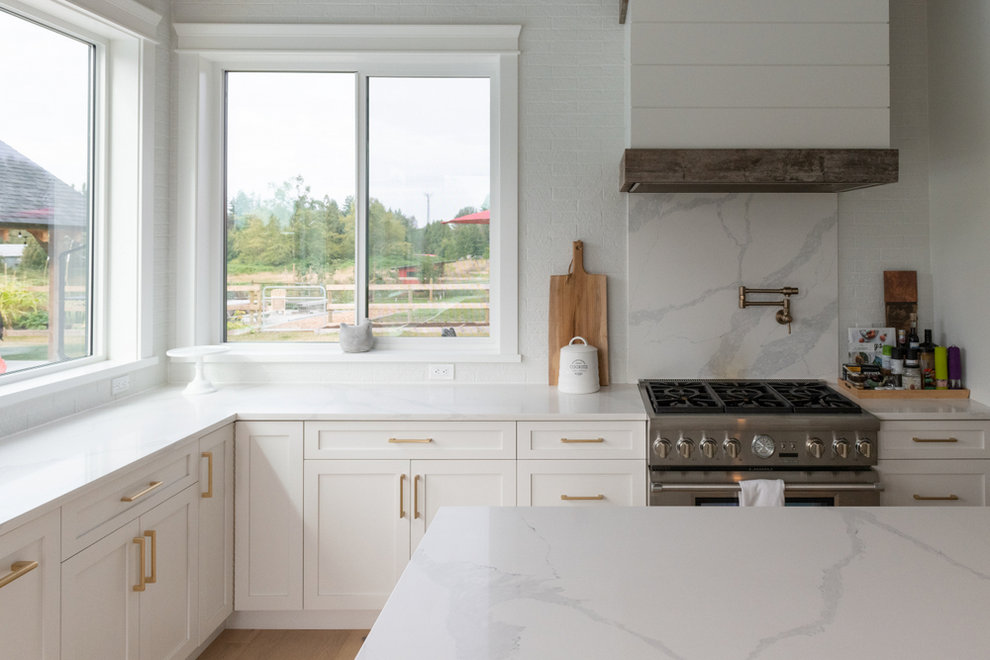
xmin=738 ymin=479 xmax=785 ymax=507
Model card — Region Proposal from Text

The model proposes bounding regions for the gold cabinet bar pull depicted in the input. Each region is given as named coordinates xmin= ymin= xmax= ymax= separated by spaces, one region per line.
xmin=560 ymin=494 xmax=606 ymax=501
xmin=133 ymin=537 xmax=147 ymax=591
xmin=201 ymin=451 xmax=214 ymax=499
xmin=0 ymin=560 xmax=39 ymax=589
xmin=399 ymin=474 xmax=407 ymax=519
xmin=560 ymin=437 xmax=605 ymax=444
xmin=388 ymin=437 xmax=433 ymax=444
xmin=913 ymin=494 xmax=960 ymax=501
xmin=121 ymin=480 xmax=164 ymax=503
xmin=144 ymin=530 xmax=157 ymax=584
xmin=912 ymin=437 xmax=958 ymax=443
xmin=414 ymin=475 xmax=422 ymax=520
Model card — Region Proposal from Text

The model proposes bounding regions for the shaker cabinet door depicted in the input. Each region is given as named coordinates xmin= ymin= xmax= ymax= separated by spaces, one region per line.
xmin=0 ymin=510 xmax=60 ymax=660
xmin=198 ymin=424 xmax=234 ymax=640
xmin=61 ymin=520 xmax=142 ymax=660
xmin=139 ymin=485 xmax=199 ymax=660
xmin=409 ymin=459 xmax=516 ymax=550
xmin=235 ymin=421 xmax=304 ymax=611
xmin=303 ymin=460 xmax=410 ymax=611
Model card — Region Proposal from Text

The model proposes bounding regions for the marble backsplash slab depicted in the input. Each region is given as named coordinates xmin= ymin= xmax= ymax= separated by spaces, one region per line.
xmin=627 ymin=193 xmax=838 ymax=380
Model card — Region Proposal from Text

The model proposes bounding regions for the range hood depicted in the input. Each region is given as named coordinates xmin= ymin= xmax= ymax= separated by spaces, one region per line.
xmin=621 ymin=148 xmax=899 ymax=193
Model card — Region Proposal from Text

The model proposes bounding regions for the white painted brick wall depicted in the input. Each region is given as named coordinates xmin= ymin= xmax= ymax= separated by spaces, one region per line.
xmin=837 ymin=0 xmax=932 ymax=353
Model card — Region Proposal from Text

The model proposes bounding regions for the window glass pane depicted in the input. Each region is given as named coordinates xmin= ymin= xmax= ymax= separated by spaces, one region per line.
xmin=225 ymin=71 xmax=356 ymax=343
xmin=368 ymin=77 xmax=490 ymax=339
xmin=0 ymin=10 xmax=93 ymax=376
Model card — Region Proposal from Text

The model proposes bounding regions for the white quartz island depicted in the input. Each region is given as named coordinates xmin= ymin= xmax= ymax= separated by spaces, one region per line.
xmin=357 ymin=506 xmax=990 ymax=660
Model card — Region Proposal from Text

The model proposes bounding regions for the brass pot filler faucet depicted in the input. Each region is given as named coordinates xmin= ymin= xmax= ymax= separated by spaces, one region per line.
xmin=739 ymin=286 xmax=800 ymax=334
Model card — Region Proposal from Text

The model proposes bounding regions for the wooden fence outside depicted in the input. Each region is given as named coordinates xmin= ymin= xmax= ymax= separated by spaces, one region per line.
xmin=227 ymin=281 xmax=489 ymax=329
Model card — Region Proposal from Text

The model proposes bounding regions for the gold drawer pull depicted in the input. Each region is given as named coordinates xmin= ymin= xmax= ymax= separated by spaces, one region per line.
xmin=144 ymin=530 xmax=157 ymax=584
xmin=560 ymin=494 xmax=605 ymax=501
xmin=912 ymin=437 xmax=958 ymax=443
xmin=201 ymin=451 xmax=214 ymax=498
xmin=0 ymin=560 xmax=39 ymax=589
xmin=913 ymin=494 xmax=960 ymax=501
xmin=560 ymin=437 xmax=605 ymax=444
xmin=389 ymin=438 xmax=433 ymax=444
xmin=414 ymin=475 xmax=422 ymax=520
xmin=133 ymin=536 xmax=147 ymax=591
xmin=121 ymin=481 xmax=164 ymax=503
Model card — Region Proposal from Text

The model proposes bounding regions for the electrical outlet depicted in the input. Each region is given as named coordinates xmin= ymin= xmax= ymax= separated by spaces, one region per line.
xmin=111 ymin=375 xmax=130 ymax=396
xmin=427 ymin=363 xmax=454 ymax=380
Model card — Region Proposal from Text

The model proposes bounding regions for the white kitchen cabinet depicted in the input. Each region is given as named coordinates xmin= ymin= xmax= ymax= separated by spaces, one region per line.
xmin=61 ymin=484 xmax=199 ymax=660
xmin=878 ymin=459 xmax=990 ymax=506
xmin=304 ymin=420 xmax=516 ymax=459
xmin=302 ymin=459 xmax=408 ymax=611
xmin=516 ymin=421 xmax=647 ymax=506
xmin=878 ymin=421 xmax=990 ymax=459
xmin=0 ymin=509 xmax=60 ymax=660
xmin=517 ymin=460 xmax=646 ymax=507
xmin=303 ymin=458 xmax=516 ymax=611
xmin=61 ymin=442 xmax=198 ymax=559
xmin=877 ymin=419 xmax=990 ymax=506
xmin=197 ymin=424 xmax=234 ymax=641
xmin=517 ymin=421 xmax=646 ymax=460
xmin=234 ymin=421 xmax=304 ymax=611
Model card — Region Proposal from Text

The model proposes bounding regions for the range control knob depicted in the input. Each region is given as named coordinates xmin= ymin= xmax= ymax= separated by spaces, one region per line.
xmin=677 ymin=438 xmax=694 ymax=459
xmin=806 ymin=437 xmax=825 ymax=459
xmin=724 ymin=437 xmax=741 ymax=459
xmin=833 ymin=438 xmax=850 ymax=459
xmin=653 ymin=437 xmax=672 ymax=459
xmin=700 ymin=438 xmax=718 ymax=459
xmin=856 ymin=438 xmax=873 ymax=458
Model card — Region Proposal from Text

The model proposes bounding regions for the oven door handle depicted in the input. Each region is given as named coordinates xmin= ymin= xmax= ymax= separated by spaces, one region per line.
xmin=650 ymin=482 xmax=884 ymax=493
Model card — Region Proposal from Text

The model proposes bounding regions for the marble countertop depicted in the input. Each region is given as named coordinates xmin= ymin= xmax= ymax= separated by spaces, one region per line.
xmin=851 ymin=395 xmax=990 ymax=420
xmin=0 ymin=383 xmax=646 ymax=532
xmin=358 ymin=506 xmax=990 ymax=660
xmin=827 ymin=381 xmax=990 ymax=420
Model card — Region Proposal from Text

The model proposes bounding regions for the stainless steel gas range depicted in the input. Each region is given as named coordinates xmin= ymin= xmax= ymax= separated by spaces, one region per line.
xmin=638 ymin=379 xmax=883 ymax=506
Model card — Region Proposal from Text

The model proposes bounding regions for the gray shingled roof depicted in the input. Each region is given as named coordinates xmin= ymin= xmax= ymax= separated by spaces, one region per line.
xmin=0 ymin=140 xmax=87 ymax=229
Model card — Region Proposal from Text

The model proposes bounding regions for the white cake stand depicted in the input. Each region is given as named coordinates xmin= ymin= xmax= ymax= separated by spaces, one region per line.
xmin=166 ymin=345 xmax=229 ymax=395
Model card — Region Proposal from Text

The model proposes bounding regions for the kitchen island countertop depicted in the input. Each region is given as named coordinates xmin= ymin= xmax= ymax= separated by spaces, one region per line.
xmin=358 ymin=505 xmax=990 ymax=660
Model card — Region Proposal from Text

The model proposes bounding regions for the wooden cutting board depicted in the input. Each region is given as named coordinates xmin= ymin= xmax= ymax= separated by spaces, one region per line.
xmin=549 ymin=240 xmax=609 ymax=386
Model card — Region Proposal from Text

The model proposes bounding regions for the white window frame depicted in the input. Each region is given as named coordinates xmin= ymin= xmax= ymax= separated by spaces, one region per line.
xmin=174 ymin=23 xmax=520 ymax=363
xmin=0 ymin=0 xmax=159 ymax=399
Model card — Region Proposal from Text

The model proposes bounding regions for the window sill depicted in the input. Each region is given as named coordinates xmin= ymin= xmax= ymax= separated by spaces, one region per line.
xmin=0 ymin=357 xmax=160 ymax=408
xmin=183 ymin=344 xmax=522 ymax=364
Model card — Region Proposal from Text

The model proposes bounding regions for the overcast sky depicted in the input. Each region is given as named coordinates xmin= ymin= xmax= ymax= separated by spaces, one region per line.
xmin=0 ymin=9 xmax=90 ymax=190
xmin=2 ymin=8 xmax=490 ymax=228
xmin=227 ymin=73 xmax=490 ymax=226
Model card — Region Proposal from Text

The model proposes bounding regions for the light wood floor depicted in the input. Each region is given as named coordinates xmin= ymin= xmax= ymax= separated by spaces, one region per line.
xmin=197 ymin=629 xmax=368 ymax=660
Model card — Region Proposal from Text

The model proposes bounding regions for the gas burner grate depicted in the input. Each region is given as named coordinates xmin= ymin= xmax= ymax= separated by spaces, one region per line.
xmin=642 ymin=380 xmax=721 ymax=413
xmin=765 ymin=381 xmax=862 ymax=414
xmin=639 ymin=379 xmax=862 ymax=415
xmin=706 ymin=381 xmax=790 ymax=413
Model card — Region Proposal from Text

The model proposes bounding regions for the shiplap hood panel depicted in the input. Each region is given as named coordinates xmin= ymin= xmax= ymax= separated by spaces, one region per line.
xmin=625 ymin=0 xmax=895 ymax=192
